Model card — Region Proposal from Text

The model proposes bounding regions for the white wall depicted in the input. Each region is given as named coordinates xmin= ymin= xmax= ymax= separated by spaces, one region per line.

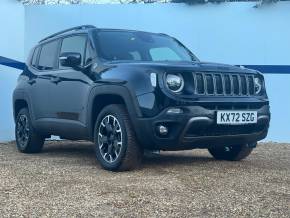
xmin=24 ymin=2 xmax=290 ymax=63
xmin=0 ymin=0 xmax=24 ymax=142
xmin=1 ymin=2 xmax=290 ymax=142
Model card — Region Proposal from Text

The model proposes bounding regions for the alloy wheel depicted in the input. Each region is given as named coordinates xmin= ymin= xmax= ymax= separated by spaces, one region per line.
xmin=16 ymin=114 xmax=30 ymax=148
xmin=98 ymin=115 xmax=123 ymax=163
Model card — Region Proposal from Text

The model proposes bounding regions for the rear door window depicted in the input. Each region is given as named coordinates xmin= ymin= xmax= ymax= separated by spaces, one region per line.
xmin=38 ymin=40 xmax=59 ymax=70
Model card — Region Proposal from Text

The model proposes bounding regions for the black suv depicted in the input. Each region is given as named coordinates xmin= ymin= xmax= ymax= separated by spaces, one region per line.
xmin=13 ymin=25 xmax=270 ymax=171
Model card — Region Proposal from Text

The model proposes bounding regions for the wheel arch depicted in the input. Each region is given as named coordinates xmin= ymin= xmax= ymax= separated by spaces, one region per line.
xmin=13 ymin=91 xmax=33 ymax=122
xmin=14 ymin=99 xmax=28 ymax=119
xmin=87 ymin=85 xmax=142 ymax=141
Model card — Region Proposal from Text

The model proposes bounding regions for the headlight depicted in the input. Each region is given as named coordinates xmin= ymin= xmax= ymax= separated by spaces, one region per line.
xmin=254 ymin=76 xmax=262 ymax=94
xmin=166 ymin=73 xmax=184 ymax=93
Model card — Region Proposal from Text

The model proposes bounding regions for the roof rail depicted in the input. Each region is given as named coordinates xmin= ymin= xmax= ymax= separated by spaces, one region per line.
xmin=39 ymin=25 xmax=96 ymax=43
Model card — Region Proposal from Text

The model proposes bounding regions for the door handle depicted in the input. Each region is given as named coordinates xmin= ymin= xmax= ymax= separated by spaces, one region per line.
xmin=50 ymin=76 xmax=61 ymax=84
xmin=27 ymin=79 xmax=36 ymax=85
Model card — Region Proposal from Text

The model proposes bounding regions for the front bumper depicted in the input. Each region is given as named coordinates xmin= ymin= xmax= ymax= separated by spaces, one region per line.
xmin=134 ymin=105 xmax=270 ymax=150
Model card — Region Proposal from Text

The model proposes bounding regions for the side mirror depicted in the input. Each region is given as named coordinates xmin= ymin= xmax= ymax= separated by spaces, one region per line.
xmin=59 ymin=52 xmax=81 ymax=68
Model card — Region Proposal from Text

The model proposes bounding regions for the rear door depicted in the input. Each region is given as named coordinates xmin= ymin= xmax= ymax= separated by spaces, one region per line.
xmin=28 ymin=39 xmax=60 ymax=120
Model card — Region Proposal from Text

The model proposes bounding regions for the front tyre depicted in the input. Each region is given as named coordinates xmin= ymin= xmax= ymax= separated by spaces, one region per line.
xmin=208 ymin=144 xmax=254 ymax=161
xmin=94 ymin=104 xmax=143 ymax=171
xmin=15 ymin=108 xmax=45 ymax=153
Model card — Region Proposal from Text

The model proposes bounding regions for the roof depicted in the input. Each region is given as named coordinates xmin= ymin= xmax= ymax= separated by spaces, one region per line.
xmin=39 ymin=25 xmax=96 ymax=43
xmin=39 ymin=25 xmax=167 ymax=44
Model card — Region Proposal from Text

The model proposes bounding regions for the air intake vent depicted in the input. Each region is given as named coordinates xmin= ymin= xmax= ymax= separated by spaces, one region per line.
xmin=215 ymin=74 xmax=223 ymax=94
xmin=196 ymin=73 xmax=204 ymax=94
xmin=232 ymin=75 xmax=239 ymax=95
xmin=240 ymin=75 xmax=247 ymax=95
xmin=205 ymin=74 xmax=214 ymax=94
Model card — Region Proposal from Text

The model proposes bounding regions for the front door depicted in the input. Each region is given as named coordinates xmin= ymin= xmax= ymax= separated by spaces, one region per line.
xmin=49 ymin=35 xmax=93 ymax=126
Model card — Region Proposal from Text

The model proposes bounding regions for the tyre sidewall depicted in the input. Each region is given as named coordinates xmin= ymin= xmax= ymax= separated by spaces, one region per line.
xmin=94 ymin=106 xmax=129 ymax=170
xmin=209 ymin=144 xmax=253 ymax=161
xmin=15 ymin=108 xmax=32 ymax=152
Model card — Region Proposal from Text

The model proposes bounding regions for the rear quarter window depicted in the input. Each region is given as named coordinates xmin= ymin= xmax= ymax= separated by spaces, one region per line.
xmin=31 ymin=47 xmax=40 ymax=68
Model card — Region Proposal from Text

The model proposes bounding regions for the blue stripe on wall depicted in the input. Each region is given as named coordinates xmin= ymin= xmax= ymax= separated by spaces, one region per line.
xmin=243 ymin=65 xmax=290 ymax=74
xmin=0 ymin=56 xmax=25 ymax=70
xmin=1 ymin=55 xmax=290 ymax=74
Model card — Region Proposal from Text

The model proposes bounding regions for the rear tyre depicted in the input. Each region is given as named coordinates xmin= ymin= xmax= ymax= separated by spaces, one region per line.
xmin=208 ymin=144 xmax=254 ymax=161
xmin=94 ymin=104 xmax=143 ymax=171
xmin=15 ymin=108 xmax=45 ymax=153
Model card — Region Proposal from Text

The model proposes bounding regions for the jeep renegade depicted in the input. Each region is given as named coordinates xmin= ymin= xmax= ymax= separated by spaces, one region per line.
xmin=13 ymin=25 xmax=270 ymax=171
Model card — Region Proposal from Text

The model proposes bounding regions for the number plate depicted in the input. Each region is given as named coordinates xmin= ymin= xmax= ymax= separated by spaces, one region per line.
xmin=217 ymin=111 xmax=257 ymax=125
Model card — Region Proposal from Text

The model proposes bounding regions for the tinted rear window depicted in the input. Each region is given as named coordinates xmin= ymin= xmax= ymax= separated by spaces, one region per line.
xmin=31 ymin=47 xmax=40 ymax=68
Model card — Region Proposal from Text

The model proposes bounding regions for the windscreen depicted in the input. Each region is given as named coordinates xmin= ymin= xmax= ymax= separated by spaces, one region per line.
xmin=95 ymin=30 xmax=197 ymax=62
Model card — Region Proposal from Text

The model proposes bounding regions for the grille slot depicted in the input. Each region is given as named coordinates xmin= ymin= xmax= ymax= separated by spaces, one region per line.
xmin=215 ymin=74 xmax=223 ymax=94
xmin=240 ymin=75 xmax=247 ymax=95
xmin=205 ymin=74 xmax=214 ymax=94
xmin=193 ymin=72 xmax=256 ymax=96
xmin=195 ymin=73 xmax=204 ymax=94
xmin=232 ymin=75 xmax=239 ymax=95
xmin=248 ymin=76 xmax=254 ymax=95
xmin=224 ymin=74 xmax=231 ymax=95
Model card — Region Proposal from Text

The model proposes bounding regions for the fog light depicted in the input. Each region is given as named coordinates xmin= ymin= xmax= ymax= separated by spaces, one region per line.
xmin=158 ymin=125 xmax=168 ymax=135
xmin=167 ymin=108 xmax=183 ymax=114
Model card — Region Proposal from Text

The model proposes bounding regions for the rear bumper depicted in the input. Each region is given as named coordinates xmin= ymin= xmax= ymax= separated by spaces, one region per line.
xmin=134 ymin=105 xmax=270 ymax=150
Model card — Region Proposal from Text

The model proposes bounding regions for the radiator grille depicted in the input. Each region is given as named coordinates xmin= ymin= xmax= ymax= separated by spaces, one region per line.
xmin=193 ymin=72 xmax=255 ymax=96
